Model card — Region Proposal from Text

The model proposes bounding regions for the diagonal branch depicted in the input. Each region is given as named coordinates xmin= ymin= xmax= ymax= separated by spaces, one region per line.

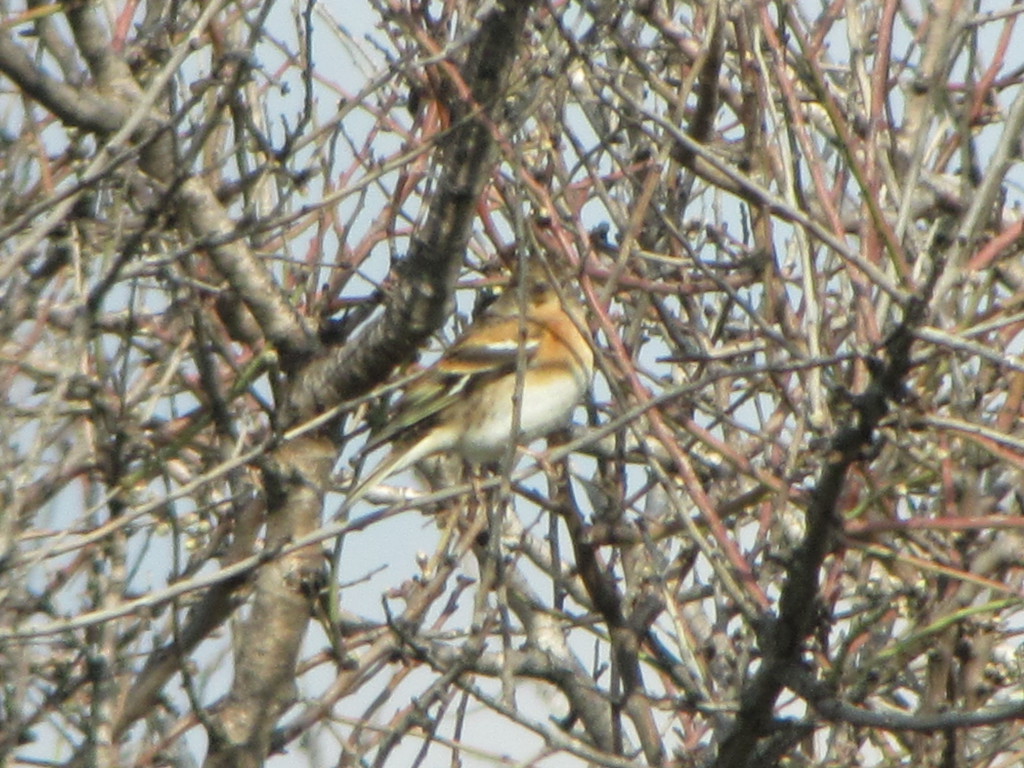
xmin=0 ymin=4 xmax=315 ymax=363
xmin=713 ymin=294 xmax=927 ymax=768
xmin=0 ymin=35 xmax=120 ymax=133
xmin=203 ymin=3 xmax=541 ymax=767
xmin=287 ymin=0 xmax=537 ymax=422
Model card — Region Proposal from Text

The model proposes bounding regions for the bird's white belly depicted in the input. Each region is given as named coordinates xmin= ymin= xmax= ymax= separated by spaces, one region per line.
xmin=457 ymin=370 xmax=587 ymax=463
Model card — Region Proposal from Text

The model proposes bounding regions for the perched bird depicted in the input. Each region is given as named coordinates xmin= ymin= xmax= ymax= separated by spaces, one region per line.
xmin=345 ymin=261 xmax=593 ymax=508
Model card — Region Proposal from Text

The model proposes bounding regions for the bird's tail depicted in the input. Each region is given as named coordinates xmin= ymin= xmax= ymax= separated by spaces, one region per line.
xmin=341 ymin=431 xmax=442 ymax=513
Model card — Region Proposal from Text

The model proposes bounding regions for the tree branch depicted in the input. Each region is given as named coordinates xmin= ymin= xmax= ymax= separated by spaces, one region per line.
xmin=287 ymin=0 xmax=537 ymax=422
xmin=713 ymin=295 xmax=928 ymax=768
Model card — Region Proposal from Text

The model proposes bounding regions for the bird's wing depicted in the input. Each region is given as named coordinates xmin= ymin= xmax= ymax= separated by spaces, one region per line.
xmin=364 ymin=314 xmax=543 ymax=450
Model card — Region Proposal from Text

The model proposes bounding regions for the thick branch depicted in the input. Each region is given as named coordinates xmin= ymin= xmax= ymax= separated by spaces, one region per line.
xmin=713 ymin=295 xmax=927 ymax=768
xmin=287 ymin=0 xmax=537 ymax=422
xmin=792 ymin=669 xmax=1024 ymax=732
xmin=177 ymin=179 xmax=316 ymax=364
xmin=204 ymin=2 xmax=539 ymax=766
xmin=0 ymin=34 xmax=122 ymax=134
xmin=203 ymin=436 xmax=335 ymax=768
xmin=0 ymin=4 xmax=314 ymax=363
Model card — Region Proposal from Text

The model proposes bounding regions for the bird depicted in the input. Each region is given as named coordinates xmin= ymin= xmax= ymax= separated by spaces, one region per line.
xmin=345 ymin=260 xmax=594 ymax=509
